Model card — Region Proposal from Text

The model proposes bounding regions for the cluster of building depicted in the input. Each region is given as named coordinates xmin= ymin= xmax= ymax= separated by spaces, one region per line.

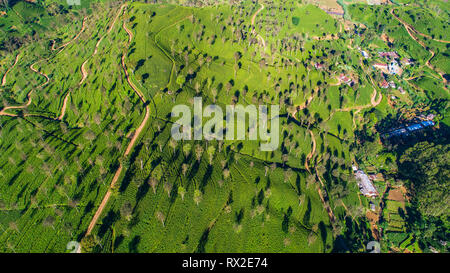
xmin=372 ymin=52 xmax=403 ymax=76
xmin=380 ymin=79 xmax=397 ymax=89
xmin=363 ymin=51 xmax=417 ymax=95
xmin=314 ymin=62 xmax=325 ymax=70
xmin=378 ymin=52 xmax=399 ymax=59
xmin=314 ymin=62 xmax=355 ymax=86
xmin=367 ymin=51 xmax=415 ymax=77
xmin=338 ymin=74 xmax=354 ymax=86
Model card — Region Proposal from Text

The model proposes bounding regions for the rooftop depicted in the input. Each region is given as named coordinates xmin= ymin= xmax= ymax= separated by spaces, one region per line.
xmin=355 ymin=170 xmax=378 ymax=198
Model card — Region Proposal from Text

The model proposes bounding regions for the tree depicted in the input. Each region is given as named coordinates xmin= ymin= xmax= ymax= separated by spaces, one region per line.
xmin=233 ymin=51 xmax=241 ymax=64
xmin=120 ymin=202 xmax=133 ymax=221
xmin=176 ymin=75 xmax=185 ymax=88
xmin=194 ymin=189 xmax=202 ymax=205
xmin=399 ymin=142 xmax=449 ymax=217
xmin=81 ymin=235 xmax=99 ymax=253
xmin=83 ymin=130 xmax=96 ymax=142
xmin=207 ymin=145 xmax=216 ymax=165
xmin=169 ymin=138 xmax=178 ymax=154
xmin=195 ymin=144 xmax=203 ymax=162
xmin=283 ymin=168 xmax=293 ymax=183
xmin=181 ymin=163 xmax=189 ymax=176
xmin=164 ymin=182 xmax=173 ymax=198
xmin=223 ymin=168 xmax=230 ymax=180
xmin=6 ymin=219 xmax=18 ymax=231
xmin=225 ymin=81 xmax=232 ymax=95
xmin=43 ymin=215 xmax=56 ymax=229
xmin=194 ymin=81 xmax=200 ymax=94
xmin=306 ymin=174 xmax=316 ymax=189
xmin=178 ymin=186 xmax=186 ymax=201
xmin=148 ymin=177 xmax=158 ymax=194
xmin=156 ymin=211 xmax=165 ymax=226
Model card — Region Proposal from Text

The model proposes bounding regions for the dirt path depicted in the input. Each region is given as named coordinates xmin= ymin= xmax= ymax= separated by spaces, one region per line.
xmin=390 ymin=9 xmax=450 ymax=44
xmin=330 ymin=57 xmax=382 ymax=129
xmin=251 ymin=3 xmax=266 ymax=49
xmin=291 ymin=92 xmax=315 ymax=119
xmin=78 ymin=3 xmax=127 ymax=87
xmin=59 ymin=12 xmax=116 ymax=120
xmin=337 ymin=86 xmax=382 ymax=113
xmin=352 ymin=109 xmax=362 ymax=129
xmin=123 ymin=21 xmax=133 ymax=44
xmin=30 ymin=61 xmax=50 ymax=84
xmin=108 ymin=3 xmax=128 ymax=34
xmin=57 ymin=92 xmax=70 ymax=121
xmin=1 ymin=7 xmax=124 ymax=119
xmin=302 ymin=129 xmax=335 ymax=226
xmin=154 ymin=14 xmax=192 ymax=88
xmin=0 ymin=61 xmax=50 ymax=116
xmin=391 ymin=9 xmax=448 ymax=85
xmin=1 ymin=54 xmax=20 ymax=86
xmin=315 ymin=168 xmax=336 ymax=224
xmin=413 ymin=31 xmax=450 ymax=44
xmin=304 ymin=129 xmax=316 ymax=173
xmin=85 ymin=9 xmax=151 ymax=237
xmin=312 ymin=34 xmax=339 ymax=41
xmin=52 ymin=17 xmax=87 ymax=52
xmin=340 ymin=199 xmax=351 ymax=218
xmin=93 ymin=37 xmax=104 ymax=55
xmin=79 ymin=59 xmax=89 ymax=85
xmin=306 ymin=147 xmax=336 ymax=226
xmin=337 ymin=87 xmax=381 ymax=129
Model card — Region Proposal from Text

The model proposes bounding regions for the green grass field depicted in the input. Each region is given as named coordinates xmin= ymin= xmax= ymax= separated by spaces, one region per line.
xmin=0 ymin=0 xmax=447 ymax=253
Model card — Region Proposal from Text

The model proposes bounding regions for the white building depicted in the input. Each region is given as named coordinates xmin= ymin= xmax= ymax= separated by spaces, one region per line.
xmin=355 ymin=170 xmax=378 ymax=198
xmin=388 ymin=61 xmax=401 ymax=75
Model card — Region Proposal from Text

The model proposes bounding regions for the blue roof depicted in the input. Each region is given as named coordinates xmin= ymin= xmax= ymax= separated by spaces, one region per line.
xmin=388 ymin=128 xmax=408 ymax=137
xmin=406 ymin=124 xmax=423 ymax=131
xmin=385 ymin=120 xmax=435 ymax=139
xmin=421 ymin=120 xmax=434 ymax=127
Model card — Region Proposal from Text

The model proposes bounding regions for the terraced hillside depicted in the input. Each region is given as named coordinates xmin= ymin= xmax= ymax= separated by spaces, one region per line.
xmin=0 ymin=0 xmax=448 ymax=253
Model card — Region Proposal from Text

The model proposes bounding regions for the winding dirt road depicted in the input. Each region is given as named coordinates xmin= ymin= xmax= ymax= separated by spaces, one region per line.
xmin=292 ymin=56 xmax=382 ymax=227
xmin=61 ymin=4 xmax=128 ymax=123
xmin=390 ymin=9 xmax=450 ymax=44
xmin=291 ymin=91 xmax=316 ymax=119
xmin=304 ymin=131 xmax=336 ymax=225
xmin=333 ymin=85 xmax=382 ymax=129
xmin=337 ymin=86 xmax=382 ymax=113
xmin=315 ymin=167 xmax=336 ymax=224
xmin=57 ymin=93 xmax=70 ymax=121
xmin=60 ymin=13 xmax=115 ymax=120
xmin=22 ymin=16 xmax=86 ymax=121
xmin=52 ymin=17 xmax=87 ymax=52
xmin=0 ymin=61 xmax=50 ymax=117
xmin=329 ymin=56 xmax=383 ymax=129
xmin=86 ymin=9 xmax=150 ymax=236
xmin=391 ymin=8 xmax=448 ymax=85
xmin=1 ymin=54 xmax=20 ymax=86
xmin=93 ymin=37 xmax=104 ymax=56
xmin=78 ymin=3 xmax=127 ymax=87
xmin=251 ymin=3 xmax=266 ymax=49
xmin=123 ymin=21 xmax=133 ymax=44
xmin=304 ymin=129 xmax=316 ymax=173
xmin=79 ymin=59 xmax=89 ymax=85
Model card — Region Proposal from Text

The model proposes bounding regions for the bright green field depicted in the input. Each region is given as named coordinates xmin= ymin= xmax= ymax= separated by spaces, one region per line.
xmin=0 ymin=0 xmax=447 ymax=253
